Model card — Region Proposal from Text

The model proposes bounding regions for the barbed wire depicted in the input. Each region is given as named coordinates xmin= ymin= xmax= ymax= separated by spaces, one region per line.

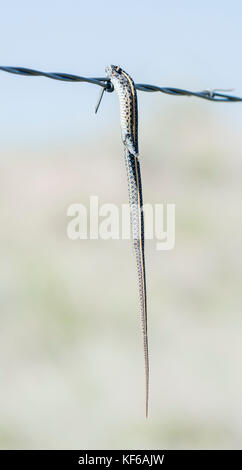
xmin=1 ymin=65 xmax=242 ymax=103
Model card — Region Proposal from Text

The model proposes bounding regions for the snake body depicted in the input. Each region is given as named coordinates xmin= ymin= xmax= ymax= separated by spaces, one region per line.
xmin=106 ymin=65 xmax=149 ymax=417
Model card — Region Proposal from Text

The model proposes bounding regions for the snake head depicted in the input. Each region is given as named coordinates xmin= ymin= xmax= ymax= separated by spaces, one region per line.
xmin=105 ymin=64 xmax=123 ymax=79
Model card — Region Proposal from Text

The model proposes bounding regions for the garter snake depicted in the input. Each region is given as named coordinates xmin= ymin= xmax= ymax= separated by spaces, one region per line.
xmin=106 ymin=65 xmax=149 ymax=417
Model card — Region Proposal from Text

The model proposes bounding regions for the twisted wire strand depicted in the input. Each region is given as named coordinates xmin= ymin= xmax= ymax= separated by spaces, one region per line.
xmin=1 ymin=66 xmax=242 ymax=102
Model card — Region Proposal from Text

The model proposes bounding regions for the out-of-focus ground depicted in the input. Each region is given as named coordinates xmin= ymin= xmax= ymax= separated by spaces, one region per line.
xmin=1 ymin=104 xmax=242 ymax=449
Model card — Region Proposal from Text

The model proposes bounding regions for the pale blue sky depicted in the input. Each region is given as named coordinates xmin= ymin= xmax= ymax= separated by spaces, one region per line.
xmin=1 ymin=0 xmax=242 ymax=145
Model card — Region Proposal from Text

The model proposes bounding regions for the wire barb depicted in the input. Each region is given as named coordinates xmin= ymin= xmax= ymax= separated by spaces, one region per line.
xmin=1 ymin=66 xmax=242 ymax=103
xmin=95 ymin=87 xmax=105 ymax=114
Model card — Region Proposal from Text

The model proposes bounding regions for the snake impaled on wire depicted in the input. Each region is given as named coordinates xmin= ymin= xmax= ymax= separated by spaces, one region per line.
xmin=106 ymin=65 xmax=149 ymax=417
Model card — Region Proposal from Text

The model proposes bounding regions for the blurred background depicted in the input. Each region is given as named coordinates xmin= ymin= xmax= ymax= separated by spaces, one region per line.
xmin=1 ymin=0 xmax=242 ymax=450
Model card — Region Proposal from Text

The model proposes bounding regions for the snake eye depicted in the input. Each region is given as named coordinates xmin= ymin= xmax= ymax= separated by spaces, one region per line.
xmin=115 ymin=66 xmax=122 ymax=74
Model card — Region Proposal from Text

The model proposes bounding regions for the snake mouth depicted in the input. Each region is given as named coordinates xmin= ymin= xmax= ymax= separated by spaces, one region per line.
xmin=105 ymin=65 xmax=113 ymax=78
